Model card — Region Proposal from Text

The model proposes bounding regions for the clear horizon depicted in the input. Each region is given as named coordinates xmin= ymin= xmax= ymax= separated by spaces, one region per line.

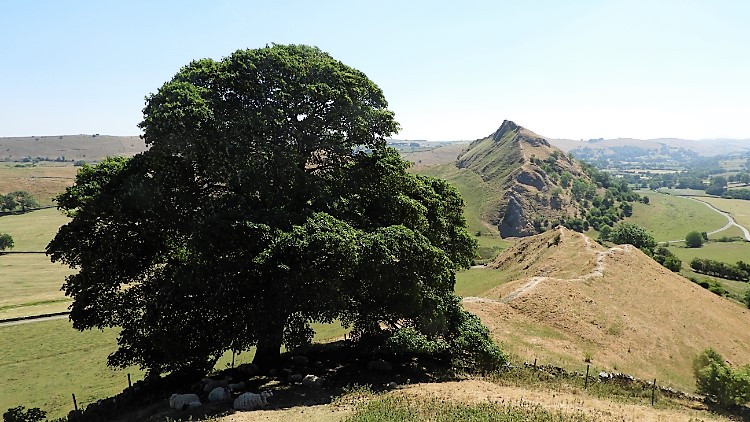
xmin=2 ymin=1 xmax=749 ymax=142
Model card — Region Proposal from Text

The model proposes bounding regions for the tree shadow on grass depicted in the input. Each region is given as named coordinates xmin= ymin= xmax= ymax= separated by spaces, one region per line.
xmin=94 ymin=340 xmax=463 ymax=422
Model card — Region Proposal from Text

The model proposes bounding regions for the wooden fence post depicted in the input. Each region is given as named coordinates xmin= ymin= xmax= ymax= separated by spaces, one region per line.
xmin=584 ymin=364 xmax=590 ymax=389
xmin=128 ymin=373 xmax=132 ymax=388
xmin=651 ymin=378 xmax=657 ymax=406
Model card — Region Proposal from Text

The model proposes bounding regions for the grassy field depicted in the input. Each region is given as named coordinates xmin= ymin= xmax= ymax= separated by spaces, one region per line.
xmin=692 ymin=196 xmax=750 ymax=232
xmin=455 ymin=267 xmax=514 ymax=297
xmin=0 ymin=163 xmax=77 ymax=205
xmin=0 ymin=319 xmax=143 ymax=419
xmin=0 ymin=208 xmax=74 ymax=319
xmin=415 ymin=164 xmax=511 ymax=260
xmin=627 ymin=191 xmax=726 ymax=242
xmin=667 ymin=241 xmax=750 ymax=265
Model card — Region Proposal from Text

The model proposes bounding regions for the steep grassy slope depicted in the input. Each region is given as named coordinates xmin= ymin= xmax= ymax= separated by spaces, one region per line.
xmin=464 ymin=227 xmax=750 ymax=391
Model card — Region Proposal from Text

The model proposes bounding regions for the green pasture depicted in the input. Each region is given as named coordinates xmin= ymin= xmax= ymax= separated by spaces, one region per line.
xmin=0 ymin=319 xmax=144 ymax=420
xmin=0 ymin=208 xmax=70 ymax=251
xmin=0 ymin=209 xmax=73 ymax=319
xmin=455 ymin=267 xmax=512 ymax=297
xmin=627 ymin=191 xmax=726 ymax=242
xmin=694 ymin=196 xmax=750 ymax=233
xmin=709 ymin=224 xmax=745 ymax=240
xmin=667 ymin=241 xmax=750 ymax=266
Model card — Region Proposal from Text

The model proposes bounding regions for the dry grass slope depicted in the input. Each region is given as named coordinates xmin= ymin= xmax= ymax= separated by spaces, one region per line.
xmin=464 ymin=227 xmax=750 ymax=391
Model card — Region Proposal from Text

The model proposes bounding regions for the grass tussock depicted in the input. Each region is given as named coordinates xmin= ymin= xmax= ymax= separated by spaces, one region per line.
xmin=345 ymin=395 xmax=593 ymax=422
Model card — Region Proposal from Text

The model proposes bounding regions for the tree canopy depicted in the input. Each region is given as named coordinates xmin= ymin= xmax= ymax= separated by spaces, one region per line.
xmin=47 ymin=45 xmax=499 ymax=375
xmin=0 ymin=233 xmax=13 ymax=251
xmin=1 ymin=191 xmax=39 ymax=212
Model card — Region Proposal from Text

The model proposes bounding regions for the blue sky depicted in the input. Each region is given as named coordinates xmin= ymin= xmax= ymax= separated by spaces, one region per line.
xmin=1 ymin=0 xmax=749 ymax=141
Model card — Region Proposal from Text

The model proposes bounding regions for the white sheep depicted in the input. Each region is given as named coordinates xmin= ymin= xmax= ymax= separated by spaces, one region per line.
xmin=169 ymin=393 xmax=201 ymax=409
xmin=233 ymin=390 xmax=273 ymax=411
xmin=208 ymin=386 xmax=231 ymax=402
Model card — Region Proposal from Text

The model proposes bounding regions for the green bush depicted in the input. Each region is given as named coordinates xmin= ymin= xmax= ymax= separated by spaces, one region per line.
xmin=685 ymin=231 xmax=703 ymax=248
xmin=2 ymin=406 xmax=46 ymax=422
xmin=693 ymin=348 xmax=750 ymax=407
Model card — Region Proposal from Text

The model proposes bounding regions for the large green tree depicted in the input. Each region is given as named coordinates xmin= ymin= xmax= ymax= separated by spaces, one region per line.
xmin=47 ymin=45 xmax=495 ymax=374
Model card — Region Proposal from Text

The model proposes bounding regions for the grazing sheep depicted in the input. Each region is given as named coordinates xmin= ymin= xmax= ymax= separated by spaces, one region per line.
xmin=233 ymin=390 xmax=273 ymax=411
xmin=208 ymin=387 xmax=231 ymax=402
xmin=169 ymin=393 xmax=201 ymax=409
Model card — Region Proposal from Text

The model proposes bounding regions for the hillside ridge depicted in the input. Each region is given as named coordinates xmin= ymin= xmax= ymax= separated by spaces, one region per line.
xmin=463 ymin=227 xmax=750 ymax=390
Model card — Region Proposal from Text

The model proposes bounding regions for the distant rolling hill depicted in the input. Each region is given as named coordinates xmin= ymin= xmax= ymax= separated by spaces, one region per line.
xmin=0 ymin=134 xmax=146 ymax=162
xmin=550 ymin=137 xmax=750 ymax=159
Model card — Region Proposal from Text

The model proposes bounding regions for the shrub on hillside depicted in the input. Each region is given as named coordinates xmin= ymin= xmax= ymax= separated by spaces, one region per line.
xmin=609 ymin=222 xmax=657 ymax=250
xmin=2 ymin=406 xmax=46 ymax=422
xmin=685 ymin=231 xmax=703 ymax=248
xmin=652 ymin=246 xmax=681 ymax=272
xmin=0 ymin=233 xmax=13 ymax=252
xmin=693 ymin=348 xmax=750 ymax=407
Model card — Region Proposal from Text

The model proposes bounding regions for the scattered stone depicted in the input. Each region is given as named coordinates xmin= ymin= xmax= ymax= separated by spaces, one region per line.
xmin=289 ymin=373 xmax=304 ymax=383
xmin=385 ymin=381 xmax=398 ymax=390
xmin=302 ymin=374 xmax=325 ymax=388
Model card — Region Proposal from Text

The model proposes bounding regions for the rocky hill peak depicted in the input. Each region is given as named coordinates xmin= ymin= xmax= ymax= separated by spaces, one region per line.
xmin=456 ymin=121 xmax=592 ymax=238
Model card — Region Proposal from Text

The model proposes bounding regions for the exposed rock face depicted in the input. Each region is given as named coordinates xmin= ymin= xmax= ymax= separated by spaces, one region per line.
xmin=456 ymin=120 xmax=590 ymax=238
xmin=499 ymin=194 xmax=532 ymax=237
xmin=516 ymin=169 xmax=547 ymax=191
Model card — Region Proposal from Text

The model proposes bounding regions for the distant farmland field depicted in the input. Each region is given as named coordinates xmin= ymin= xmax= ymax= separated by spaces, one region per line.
xmin=628 ymin=191 xmax=726 ymax=242
xmin=0 ymin=163 xmax=77 ymax=205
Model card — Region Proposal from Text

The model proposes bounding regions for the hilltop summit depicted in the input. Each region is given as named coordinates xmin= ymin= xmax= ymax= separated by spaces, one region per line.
xmin=456 ymin=121 xmax=589 ymax=237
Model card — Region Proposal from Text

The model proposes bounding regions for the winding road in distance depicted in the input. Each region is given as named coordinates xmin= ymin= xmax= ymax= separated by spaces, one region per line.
xmin=664 ymin=196 xmax=750 ymax=243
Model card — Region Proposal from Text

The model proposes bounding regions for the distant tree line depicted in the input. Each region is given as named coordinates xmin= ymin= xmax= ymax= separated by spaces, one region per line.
xmin=721 ymin=188 xmax=750 ymax=200
xmin=0 ymin=191 xmax=39 ymax=213
xmin=690 ymin=258 xmax=749 ymax=281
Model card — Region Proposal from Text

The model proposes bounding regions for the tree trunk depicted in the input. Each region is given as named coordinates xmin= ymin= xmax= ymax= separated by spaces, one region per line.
xmin=252 ymin=319 xmax=285 ymax=368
